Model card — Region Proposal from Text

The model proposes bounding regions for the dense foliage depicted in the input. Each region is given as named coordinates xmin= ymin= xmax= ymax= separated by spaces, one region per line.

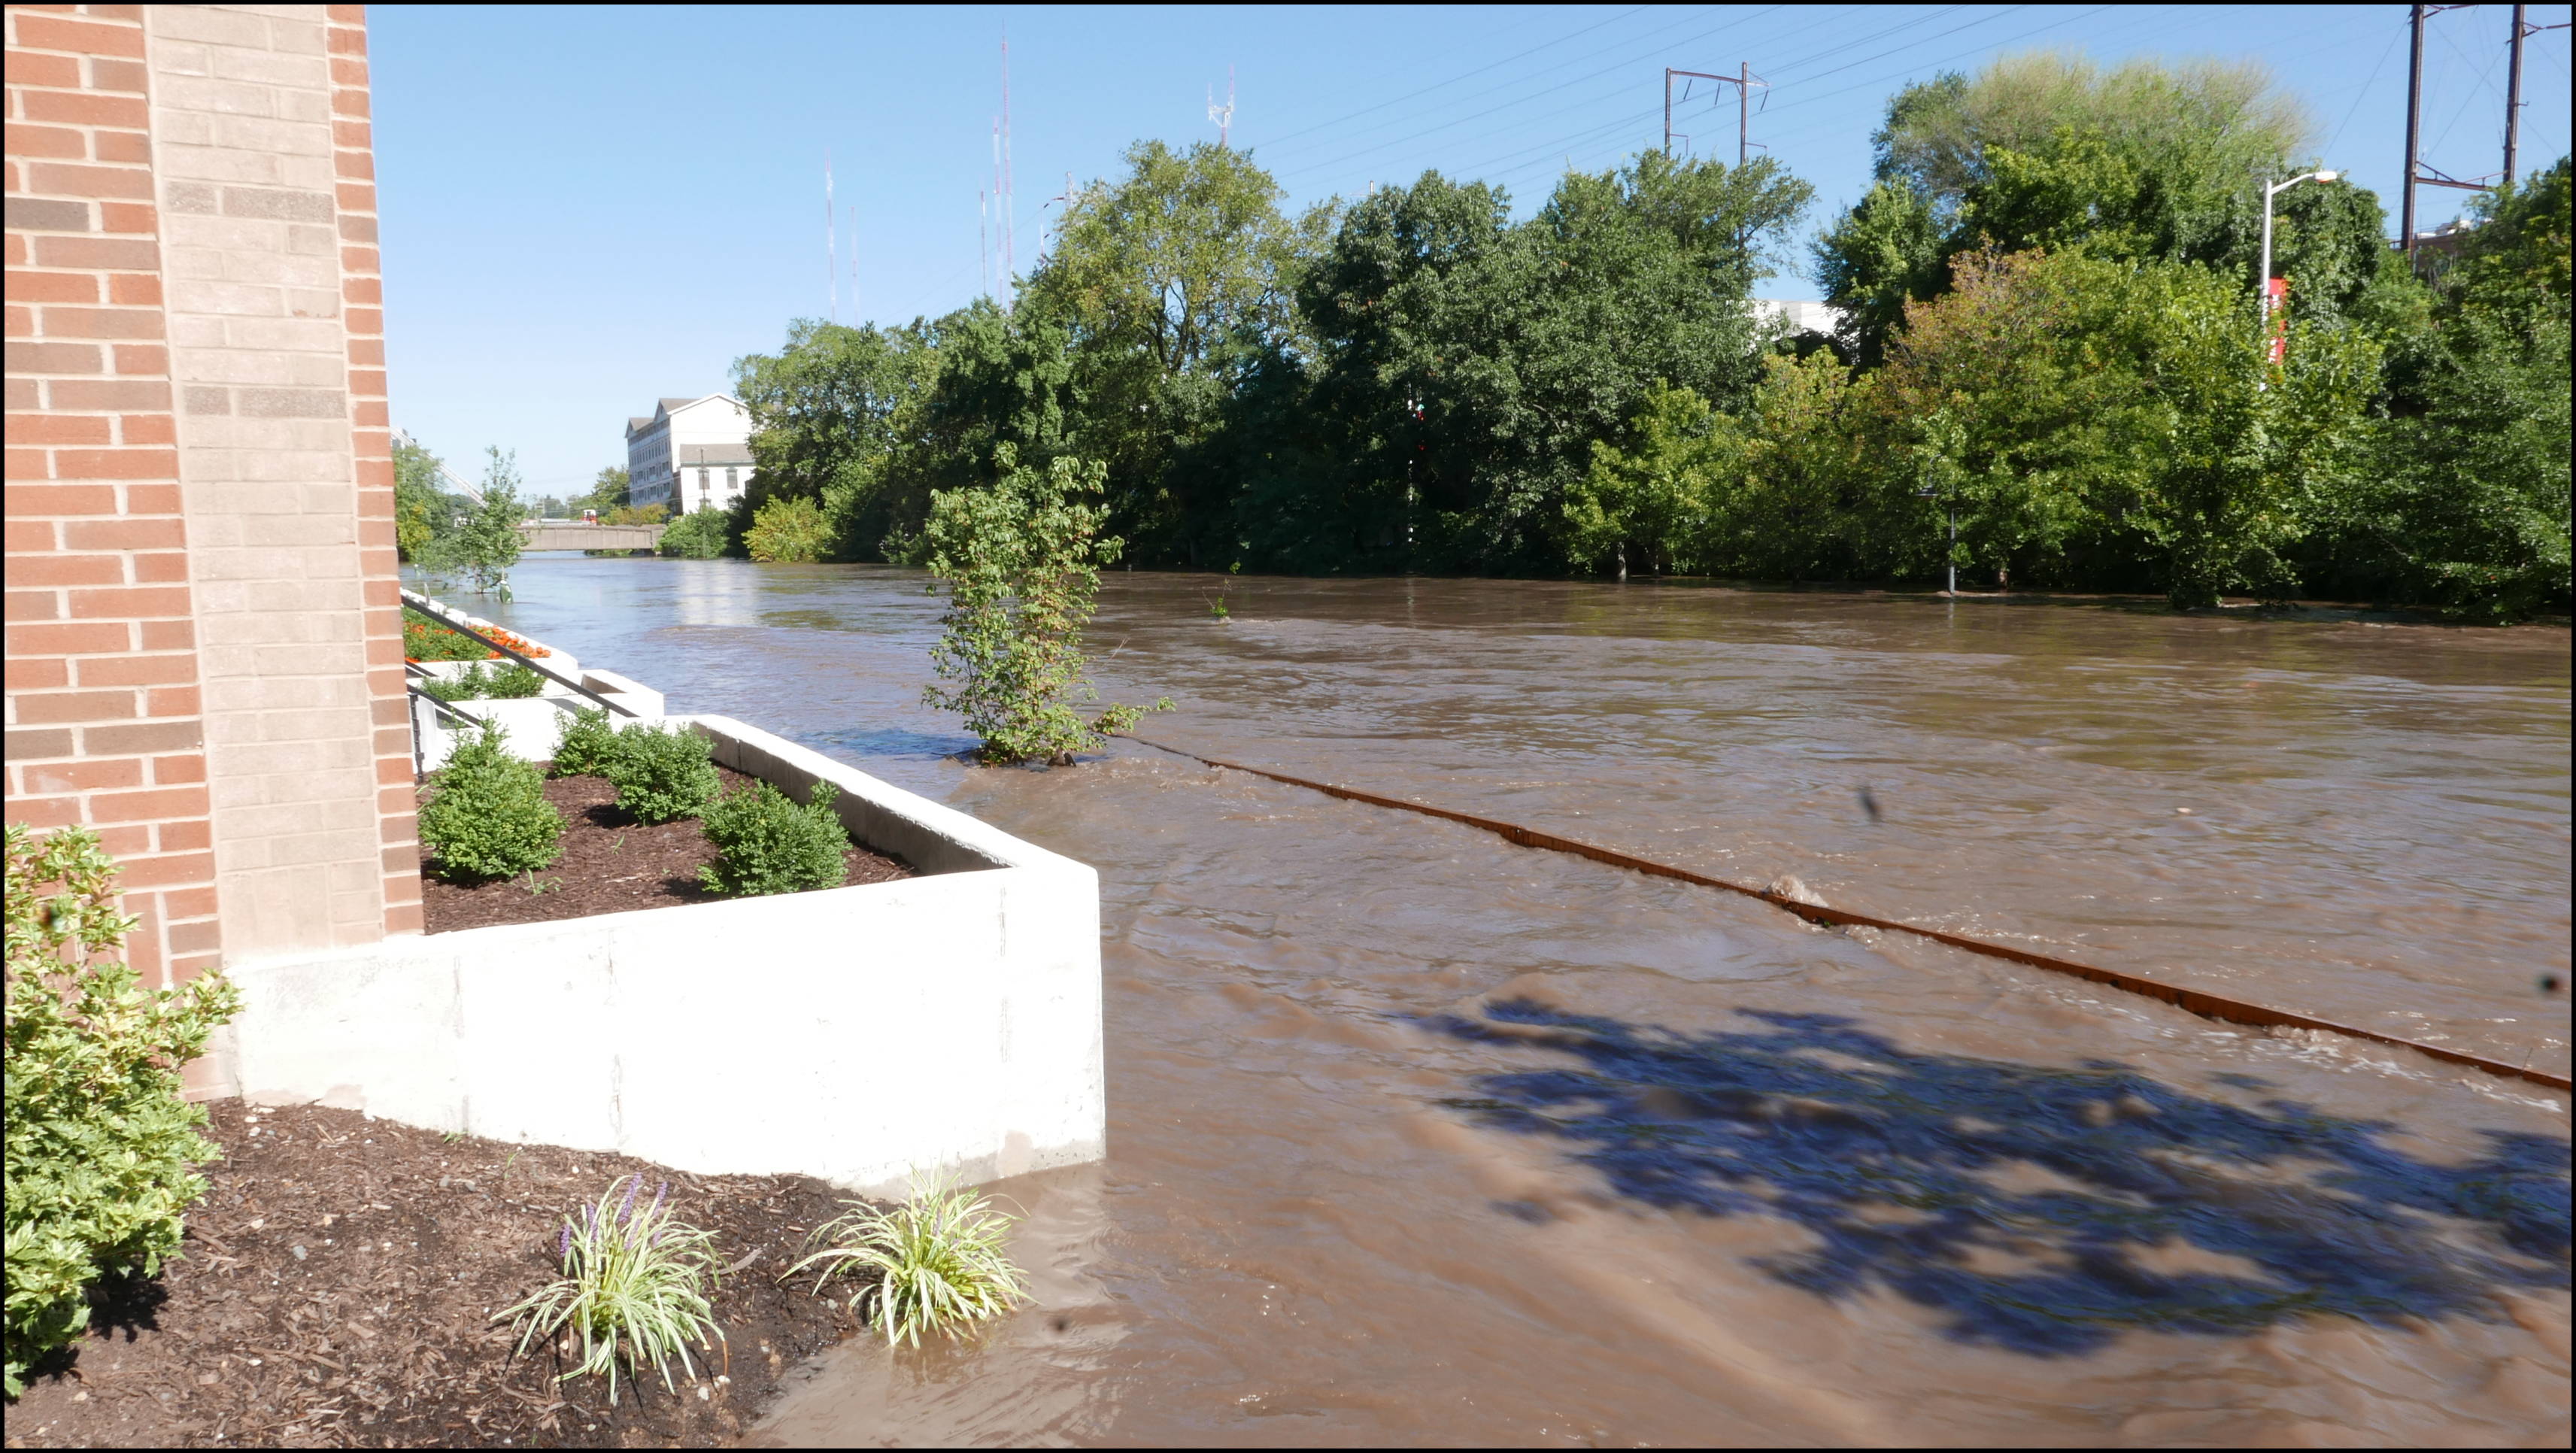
xmin=602 ymin=723 xmax=719 ymax=824
xmin=550 ymin=705 xmax=624 ymax=778
xmin=5 ymin=824 xmax=239 ymax=1396
xmin=723 ymin=52 xmax=2567 ymax=618
xmin=418 ymin=662 xmax=546 ymax=702
xmin=657 ymin=507 xmax=731 ymax=560
xmin=417 ymin=725 xmax=564 ymax=882
xmin=698 ymin=781 xmax=849 ymax=896
xmin=917 ymin=447 xmax=1167 ymax=763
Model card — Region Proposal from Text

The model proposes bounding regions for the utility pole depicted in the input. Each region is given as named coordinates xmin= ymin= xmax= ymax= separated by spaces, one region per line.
xmin=2506 ymin=6 xmax=2574 ymax=187
xmin=2402 ymin=5 xmax=2423 ymax=254
xmin=1662 ymin=65 xmax=1766 ymax=162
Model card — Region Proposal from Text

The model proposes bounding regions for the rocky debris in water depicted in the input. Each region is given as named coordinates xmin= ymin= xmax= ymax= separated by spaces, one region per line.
xmin=1766 ymin=875 xmax=1826 ymax=907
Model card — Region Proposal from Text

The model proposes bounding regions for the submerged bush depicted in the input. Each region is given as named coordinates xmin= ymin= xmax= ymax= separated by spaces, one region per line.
xmin=550 ymin=705 xmax=624 ymax=778
xmin=699 ymin=781 xmax=848 ymax=896
xmin=496 ymin=1175 xmax=722 ymax=1406
xmin=658 ymin=507 xmax=731 ymax=560
xmin=603 ymin=723 xmax=718 ymax=824
xmin=5 ymin=824 xmax=241 ymax=1396
xmin=745 ymin=494 xmax=834 ymax=563
xmin=788 ymin=1175 xmax=1028 ymax=1347
xmin=417 ymin=723 xmax=563 ymax=882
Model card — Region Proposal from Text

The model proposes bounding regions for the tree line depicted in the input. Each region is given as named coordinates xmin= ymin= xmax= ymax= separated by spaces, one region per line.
xmin=727 ymin=53 xmax=2566 ymax=617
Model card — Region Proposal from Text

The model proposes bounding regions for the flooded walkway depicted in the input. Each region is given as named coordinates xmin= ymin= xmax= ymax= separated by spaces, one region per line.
xmin=479 ymin=561 xmax=2569 ymax=1446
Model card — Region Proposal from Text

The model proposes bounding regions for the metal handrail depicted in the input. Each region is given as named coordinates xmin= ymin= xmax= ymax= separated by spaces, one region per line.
xmin=399 ymin=589 xmax=639 ymax=718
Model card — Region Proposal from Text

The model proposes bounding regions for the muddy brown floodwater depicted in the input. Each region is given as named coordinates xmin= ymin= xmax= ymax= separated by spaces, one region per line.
xmin=471 ymin=561 xmax=2571 ymax=1447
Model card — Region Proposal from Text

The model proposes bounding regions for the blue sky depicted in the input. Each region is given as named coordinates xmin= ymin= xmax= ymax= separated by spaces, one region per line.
xmin=370 ymin=4 xmax=2572 ymax=500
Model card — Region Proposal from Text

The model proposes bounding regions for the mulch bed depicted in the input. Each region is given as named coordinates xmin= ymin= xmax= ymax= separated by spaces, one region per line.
xmin=421 ymin=766 xmax=911 ymax=934
xmin=7 ymin=1102 xmax=873 ymax=1448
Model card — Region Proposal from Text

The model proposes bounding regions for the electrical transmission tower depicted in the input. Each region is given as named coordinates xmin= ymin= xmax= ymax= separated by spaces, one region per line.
xmin=1209 ymin=65 xmax=1236 ymax=148
xmin=1664 ymin=63 xmax=1767 ymax=165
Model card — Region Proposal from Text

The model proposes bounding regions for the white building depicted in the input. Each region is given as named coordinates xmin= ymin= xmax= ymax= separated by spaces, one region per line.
xmin=1752 ymin=299 xmax=1841 ymax=338
xmin=626 ymin=395 xmax=756 ymax=515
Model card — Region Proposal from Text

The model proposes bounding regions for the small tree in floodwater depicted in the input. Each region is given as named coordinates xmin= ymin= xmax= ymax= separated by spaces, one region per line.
xmin=918 ymin=446 xmax=1167 ymax=765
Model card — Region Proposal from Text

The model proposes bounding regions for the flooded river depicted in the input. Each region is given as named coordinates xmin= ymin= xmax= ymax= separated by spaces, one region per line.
xmin=477 ymin=560 xmax=2569 ymax=1446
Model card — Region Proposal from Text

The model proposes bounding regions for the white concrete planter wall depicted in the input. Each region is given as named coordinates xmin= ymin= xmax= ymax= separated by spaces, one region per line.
xmin=226 ymin=715 xmax=1106 ymax=1193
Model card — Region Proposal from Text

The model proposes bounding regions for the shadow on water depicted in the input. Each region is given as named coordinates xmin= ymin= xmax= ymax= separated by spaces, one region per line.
xmin=1422 ymin=1001 xmax=2571 ymax=1357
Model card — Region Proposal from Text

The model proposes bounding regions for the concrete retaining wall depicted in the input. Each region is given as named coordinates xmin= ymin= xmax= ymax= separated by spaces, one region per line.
xmin=223 ymin=716 xmax=1105 ymax=1192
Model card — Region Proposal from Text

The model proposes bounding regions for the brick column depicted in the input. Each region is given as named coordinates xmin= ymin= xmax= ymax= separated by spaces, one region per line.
xmin=5 ymin=2 xmax=223 ymax=989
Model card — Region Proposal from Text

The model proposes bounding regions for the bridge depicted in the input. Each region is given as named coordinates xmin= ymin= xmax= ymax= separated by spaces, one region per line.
xmin=515 ymin=520 xmax=665 ymax=551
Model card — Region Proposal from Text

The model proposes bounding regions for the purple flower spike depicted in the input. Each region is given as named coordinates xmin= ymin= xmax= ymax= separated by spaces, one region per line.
xmin=617 ymin=1174 xmax=640 ymax=1231
xmin=560 ymin=1222 xmax=573 ymax=1262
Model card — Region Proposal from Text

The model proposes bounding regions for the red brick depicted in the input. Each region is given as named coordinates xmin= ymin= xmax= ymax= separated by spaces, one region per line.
xmin=332 ymin=86 xmax=369 ymax=119
xmin=19 ymin=88 xmax=148 ymax=128
xmin=73 ymin=652 xmax=195 ymax=687
xmin=328 ymin=5 xmax=369 ymax=23
xmin=90 ymin=785 xmax=208 ymax=824
xmin=347 ymin=336 xmax=384 ymax=366
xmin=46 ymin=378 xmax=166 ymax=410
xmin=96 ymin=199 xmax=154 ymax=234
xmin=24 ymin=161 xmax=153 ymax=199
xmin=9 ymin=551 xmax=123 ymax=586
xmin=30 ymin=235 xmax=156 ymax=269
xmin=81 ymin=718 xmax=200 ymax=755
xmin=137 ymin=617 xmax=193 ymax=651
xmin=88 ymin=58 xmax=148 ymax=94
xmin=105 ymin=271 xmax=160 ymax=305
xmin=341 ymin=275 xmax=381 ymax=305
xmin=383 ymin=900 xmax=423 ymax=935
xmin=347 ymin=367 xmax=387 ymax=395
xmin=6 ymin=412 xmax=111 ymax=444
xmin=165 ymin=912 xmax=219 ymax=948
xmin=118 ymin=852 xmax=216 ymax=889
xmin=3 ymin=122 xmax=88 ymax=159
xmin=4 ymin=726 xmax=78 ymax=760
xmin=145 ymin=685 xmax=199 ymax=717
xmin=129 ymin=550 xmax=187 ymax=584
xmin=17 ymin=756 xmax=141 ymax=791
xmin=5 ymin=269 xmax=99 ymax=303
xmin=151 ymin=754 xmax=207 ymax=785
xmin=162 ymin=884 xmax=219 ymax=920
xmin=335 ymin=180 xmax=377 ymax=214
xmin=92 ymin=130 xmax=149 ymax=165
xmin=332 ymin=118 xmax=372 ymax=149
xmin=51 ymin=447 xmax=173 ymax=479
xmin=92 ymin=823 xmax=152 ymax=857
xmin=68 ymin=584 xmax=190 ymax=618
xmin=123 ymin=483 xmax=181 ymax=513
xmin=3 ymin=589 xmax=60 ymax=621
xmin=4 ymin=656 xmax=71 ymax=691
xmin=329 ymin=56 xmax=368 ymax=86
xmin=108 ymin=343 xmax=165 ymax=374
xmin=11 ymin=688 xmax=135 ymax=724
xmin=6 ymin=15 xmax=147 ymax=58
xmin=39 ymin=304 xmax=162 ymax=338
xmin=5 ymin=303 xmax=35 ymax=338
xmin=5 ymin=517 xmax=58 ymax=551
xmin=3 ymin=482 xmax=117 ymax=514
xmin=4 ymin=50 xmax=82 ymax=87
xmin=117 ymin=412 xmax=174 ymax=445
xmin=6 ymin=339 xmax=103 ymax=373
xmin=86 ymin=6 xmax=147 ymax=23
xmin=7 ymin=620 xmax=127 ymax=656
xmin=6 ymin=796 xmax=81 ymax=829
xmin=6 ymin=445 xmax=57 ymax=478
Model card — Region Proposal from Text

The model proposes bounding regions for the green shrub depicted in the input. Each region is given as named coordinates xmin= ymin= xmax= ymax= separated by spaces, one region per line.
xmin=417 ymin=724 xmax=563 ymax=882
xmin=551 ymin=705 xmax=624 ymax=778
xmin=5 ymin=824 xmax=241 ymax=1396
xmin=496 ymin=1175 xmax=722 ymax=1406
xmin=419 ymin=662 xmax=546 ymax=704
xmin=788 ymin=1175 xmax=1027 ymax=1347
xmin=603 ymin=723 xmax=718 ymax=824
xmin=659 ymin=507 xmax=731 ymax=559
xmin=699 ymin=781 xmax=848 ymax=896
xmin=745 ymin=494 xmax=834 ymax=562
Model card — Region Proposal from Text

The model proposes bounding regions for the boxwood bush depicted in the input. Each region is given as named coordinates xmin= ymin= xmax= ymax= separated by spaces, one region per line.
xmin=699 ymin=781 xmax=850 ymax=896
xmin=420 ymin=661 xmax=545 ymax=703
xmin=550 ymin=705 xmax=624 ymax=778
xmin=604 ymin=723 xmax=718 ymax=824
xmin=417 ymin=723 xmax=563 ymax=881
xmin=5 ymin=824 xmax=240 ymax=1396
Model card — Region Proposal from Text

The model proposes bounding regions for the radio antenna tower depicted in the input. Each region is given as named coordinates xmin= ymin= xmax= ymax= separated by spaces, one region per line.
xmin=825 ymin=151 xmax=836 ymax=323
xmin=848 ymin=203 xmax=858 ymax=323
xmin=979 ymin=187 xmax=990 ymax=298
xmin=1000 ymin=32 xmax=1017 ymax=305
xmin=1208 ymin=65 xmax=1236 ymax=147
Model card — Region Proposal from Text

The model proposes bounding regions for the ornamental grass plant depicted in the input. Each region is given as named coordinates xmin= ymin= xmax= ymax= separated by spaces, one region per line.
xmin=5 ymin=824 xmax=239 ymax=1396
xmin=699 ymin=781 xmax=849 ymax=896
xmin=788 ymin=1175 xmax=1029 ymax=1347
xmin=496 ymin=1175 xmax=723 ymax=1406
xmin=417 ymin=723 xmax=563 ymax=882
xmin=602 ymin=723 xmax=719 ymax=824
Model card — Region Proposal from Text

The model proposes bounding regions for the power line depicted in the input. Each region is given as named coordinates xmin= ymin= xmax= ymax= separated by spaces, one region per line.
xmin=1253 ymin=5 xmax=1653 ymax=152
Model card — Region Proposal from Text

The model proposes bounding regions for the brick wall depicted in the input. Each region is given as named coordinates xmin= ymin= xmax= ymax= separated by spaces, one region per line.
xmin=5 ymin=3 xmax=221 ymax=989
xmin=6 ymin=5 xmax=419 ymax=1020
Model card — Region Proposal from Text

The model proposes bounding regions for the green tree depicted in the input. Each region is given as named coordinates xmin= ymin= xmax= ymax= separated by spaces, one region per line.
xmin=447 ymin=447 xmax=527 ymax=596
xmin=918 ymin=446 xmax=1165 ymax=765
xmin=393 ymin=435 xmax=450 ymax=562
xmin=732 ymin=318 xmax=942 ymax=557
xmin=575 ymin=466 xmax=630 ymax=516
xmin=744 ymin=494 xmax=833 ymax=563
xmin=1018 ymin=140 xmax=1327 ymax=564
xmin=657 ymin=505 xmax=731 ymax=559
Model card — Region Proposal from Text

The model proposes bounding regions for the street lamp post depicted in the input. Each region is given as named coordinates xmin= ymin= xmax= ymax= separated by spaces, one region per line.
xmin=2259 ymin=170 xmax=2341 ymax=332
